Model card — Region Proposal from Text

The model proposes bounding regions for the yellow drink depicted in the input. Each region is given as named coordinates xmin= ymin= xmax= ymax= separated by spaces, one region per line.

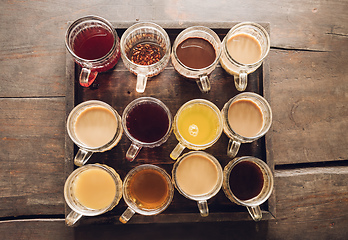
xmin=177 ymin=103 xmax=220 ymax=145
xmin=73 ymin=168 xmax=116 ymax=210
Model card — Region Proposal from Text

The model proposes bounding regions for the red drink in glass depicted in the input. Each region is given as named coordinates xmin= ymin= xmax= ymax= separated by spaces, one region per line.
xmin=66 ymin=16 xmax=121 ymax=87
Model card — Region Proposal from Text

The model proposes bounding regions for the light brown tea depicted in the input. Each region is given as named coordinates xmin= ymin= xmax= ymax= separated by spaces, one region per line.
xmin=226 ymin=33 xmax=262 ymax=64
xmin=128 ymin=169 xmax=169 ymax=209
xmin=176 ymin=153 xmax=219 ymax=196
xmin=73 ymin=167 xmax=116 ymax=210
xmin=228 ymin=99 xmax=263 ymax=138
xmin=74 ymin=106 xmax=117 ymax=148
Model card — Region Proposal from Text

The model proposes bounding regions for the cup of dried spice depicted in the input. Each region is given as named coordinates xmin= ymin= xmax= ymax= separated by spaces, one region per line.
xmin=120 ymin=22 xmax=171 ymax=93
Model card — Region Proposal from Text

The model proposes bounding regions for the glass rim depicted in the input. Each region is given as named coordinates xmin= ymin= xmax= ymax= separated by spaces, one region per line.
xmin=122 ymin=164 xmax=174 ymax=215
xmin=223 ymin=156 xmax=274 ymax=207
xmin=65 ymin=15 xmax=119 ymax=63
xmin=223 ymin=22 xmax=270 ymax=68
xmin=174 ymin=99 xmax=223 ymax=149
xmin=172 ymin=151 xmax=223 ymax=201
xmin=66 ymin=100 xmax=122 ymax=151
xmin=121 ymin=97 xmax=173 ymax=147
xmin=120 ymin=21 xmax=171 ymax=68
xmin=64 ymin=164 xmax=122 ymax=216
xmin=222 ymin=92 xmax=272 ymax=141
xmin=172 ymin=26 xmax=222 ymax=72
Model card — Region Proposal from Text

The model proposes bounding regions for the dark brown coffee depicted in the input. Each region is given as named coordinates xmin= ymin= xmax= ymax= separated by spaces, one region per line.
xmin=176 ymin=37 xmax=216 ymax=69
xmin=229 ymin=161 xmax=264 ymax=201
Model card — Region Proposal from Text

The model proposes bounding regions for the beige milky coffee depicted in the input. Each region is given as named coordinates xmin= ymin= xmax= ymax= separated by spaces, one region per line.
xmin=227 ymin=33 xmax=262 ymax=64
xmin=176 ymin=154 xmax=218 ymax=196
xmin=75 ymin=106 xmax=117 ymax=148
xmin=228 ymin=99 xmax=263 ymax=138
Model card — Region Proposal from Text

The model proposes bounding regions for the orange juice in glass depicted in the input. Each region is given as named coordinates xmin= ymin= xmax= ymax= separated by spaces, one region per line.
xmin=170 ymin=99 xmax=223 ymax=160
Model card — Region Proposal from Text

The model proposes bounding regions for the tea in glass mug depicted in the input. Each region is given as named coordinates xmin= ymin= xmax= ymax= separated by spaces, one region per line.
xmin=119 ymin=164 xmax=174 ymax=223
xmin=220 ymin=22 xmax=270 ymax=91
xmin=221 ymin=92 xmax=272 ymax=158
xmin=65 ymin=15 xmax=121 ymax=87
xmin=172 ymin=151 xmax=223 ymax=217
xmin=223 ymin=156 xmax=274 ymax=221
xmin=122 ymin=97 xmax=173 ymax=162
xmin=64 ymin=164 xmax=123 ymax=226
xmin=66 ymin=100 xmax=123 ymax=166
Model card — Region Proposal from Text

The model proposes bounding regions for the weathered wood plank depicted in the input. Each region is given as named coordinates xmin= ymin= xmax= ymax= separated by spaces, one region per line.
xmin=266 ymin=49 xmax=348 ymax=165
xmin=1 ymin=0 xmax=347 ymax=98
xmin=267 ymin=166 xmax=348 ymax=239
xmin=274 ymin=166 xmax=348 ymax=221
xmin=0 ymin=220 xmax=72 ymax=240
xmin=0 ymin=98 xmax=66 ymax=217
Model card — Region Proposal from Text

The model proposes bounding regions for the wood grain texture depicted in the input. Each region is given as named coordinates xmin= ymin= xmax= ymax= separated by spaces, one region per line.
xmin=0 ymin=98 xmax=66 ymax=217
xmin=268 ymin=166 xmax=348 ymax=239
xmin=0 ymin=0 xmax=347 ymax=238
xmin=267 ymin=49 xmax=348 ymax=165
xmin=1 ymin=0 xmax=347 ymax=97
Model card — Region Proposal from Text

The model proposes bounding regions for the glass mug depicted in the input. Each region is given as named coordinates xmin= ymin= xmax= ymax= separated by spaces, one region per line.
xmin=122 ymin=97 xmax=173 ymax=161
xmin=170 ymin=99 xmax=223 ymax=160
xmin=220 ymin=22 xmax=270 ymax=91
xmin=221 ymin=92 xmax=272 ymax=158
xmin=65 ymin=15 xmax=121 ymax=87
xmin=172 ymin=151 xmax=223 ymax=217
xmin=64 ymin=164 xmax=123 ymax=226
xmin=119 ymin=164 xmax=174 ymax=223
xmin=171 ymin=26 xmax=222 ymax=93
xmin=66 ymin=100 xmax=123 ymax=166
xmin=223 ymin=156 xmax=273 ymax=221
xmin=120 ymin=22 xmax=171 ymax=93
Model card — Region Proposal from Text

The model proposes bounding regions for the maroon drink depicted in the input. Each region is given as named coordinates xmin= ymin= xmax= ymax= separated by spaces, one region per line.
xmin=122 ymin=97 xmax=173 ymax=161
xmin=229 ymin=161 xmax=264 ymax=201
xmin=65 ymin=16 xmax=121 ymax=87
xmin=126 ymin=101 xmax=169 ymax=143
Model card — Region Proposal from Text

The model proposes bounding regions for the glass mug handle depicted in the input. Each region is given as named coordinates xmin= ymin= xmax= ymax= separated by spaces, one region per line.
xmin=197 ymin=200 xmax=209 ymax=217
xmin=247 ymin=205 xmax=262 ymax=222
xmin=74 ymin=149 xmax=93 ymax=166
xmin=80 ymin=67 xmax=98 ymax=87
xmin=234 ymin=70 xmax=247 ymax=91
xmin=136 ymin=73 xmax=148 ymax=93
xmin=126 ymin=143 xmax=142 ymax=162
xmin=119 ymin=207 xmax=135 ymax=224
xmin=65 ymin=210 xmax=82 ymax=226
xmin=170 ymin=143 xmax=186 ymax=160
xmin=196 ymin=74 xmax=211 ymax=93
xmin=227 ymin=139 xmax=241 ymax=158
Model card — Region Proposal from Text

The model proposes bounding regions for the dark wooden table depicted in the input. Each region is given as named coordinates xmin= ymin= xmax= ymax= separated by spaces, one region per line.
xmin=1 ymin=1 xmax=347 ymax=239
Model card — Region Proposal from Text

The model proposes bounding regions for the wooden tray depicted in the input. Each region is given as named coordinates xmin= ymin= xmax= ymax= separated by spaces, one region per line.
xmin=65 ymin=21 xmax=275 ymax=225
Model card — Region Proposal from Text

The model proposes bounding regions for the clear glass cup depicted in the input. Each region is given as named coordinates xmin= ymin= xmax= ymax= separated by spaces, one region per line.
xmin=221 ymin=92 xmax=272 ymax=158
xmin=66 ymin=100 xmax=123 ymax=166
xmin=122 ymin=97 xmax=173 ymax=161
xmin=170 ymin=99 xmax=223 ymax=160
xmin=171 ymin=26 xmax=222 ymax=93
xmin=65 ymin=15 xmax=121 ymax=87
xmin=119 ymin=164 xmax=174 ymax=223
xmin=64 ymin=164 xmax=123 ymax=226
xmin=172 ymin=151 xmax=223 ymax=217
xmin=220 ymin=22 xmax=270 ymax=91
xmin=120 ymin=22 xmax=171 ymax=93
xmin=222 ymin=156 xmax=274 ymax=221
